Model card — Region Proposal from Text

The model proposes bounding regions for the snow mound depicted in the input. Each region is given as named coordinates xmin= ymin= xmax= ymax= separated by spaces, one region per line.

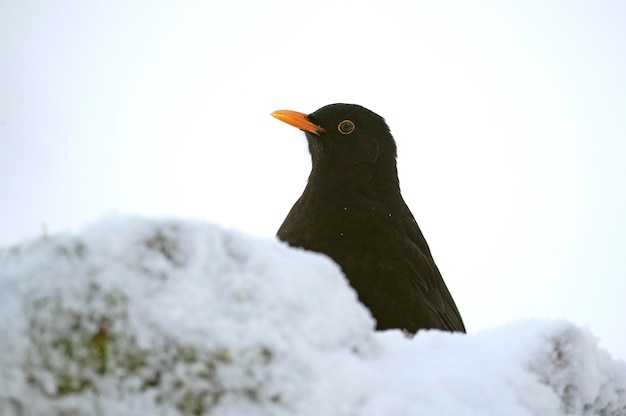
xmin=0 ymin=217 xmax=624 ymax=416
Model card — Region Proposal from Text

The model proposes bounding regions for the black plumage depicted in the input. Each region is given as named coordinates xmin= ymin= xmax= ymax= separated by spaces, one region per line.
xmin=271 ymin=103 xmax=465 ymax=333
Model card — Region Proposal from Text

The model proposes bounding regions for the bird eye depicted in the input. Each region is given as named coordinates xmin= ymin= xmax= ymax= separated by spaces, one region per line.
xmin=338 ymin=120 xmax=355 ymax=135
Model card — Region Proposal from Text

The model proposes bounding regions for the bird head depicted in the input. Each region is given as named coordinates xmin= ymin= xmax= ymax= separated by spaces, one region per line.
xmin=271 ymin=104 xmax=397 ymax=176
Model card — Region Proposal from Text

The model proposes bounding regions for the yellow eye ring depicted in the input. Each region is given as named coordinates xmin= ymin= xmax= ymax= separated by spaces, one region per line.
xmin=338 ymin=120 xmax=355 ymax=135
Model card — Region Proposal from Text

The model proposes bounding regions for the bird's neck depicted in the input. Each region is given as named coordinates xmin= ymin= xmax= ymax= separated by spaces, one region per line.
xmin=307 ymin=156 xmax=402 ymax=200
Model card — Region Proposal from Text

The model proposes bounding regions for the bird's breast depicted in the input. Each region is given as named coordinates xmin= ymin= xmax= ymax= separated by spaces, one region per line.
xmin=278 ymin=189 xmax=409 ymax=259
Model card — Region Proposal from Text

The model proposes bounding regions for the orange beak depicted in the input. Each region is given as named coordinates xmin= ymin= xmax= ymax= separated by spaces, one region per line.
xmin=271 ymin=110 xmax=324 ymax=135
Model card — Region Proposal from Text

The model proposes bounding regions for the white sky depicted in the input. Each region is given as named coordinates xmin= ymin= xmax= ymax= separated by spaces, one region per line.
xmin=2 ymin=1 xmax=625 ymax=359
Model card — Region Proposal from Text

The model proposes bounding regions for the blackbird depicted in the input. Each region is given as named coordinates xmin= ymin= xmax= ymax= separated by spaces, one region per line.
xmin=271 ymin=103 xmax=465 ymax=334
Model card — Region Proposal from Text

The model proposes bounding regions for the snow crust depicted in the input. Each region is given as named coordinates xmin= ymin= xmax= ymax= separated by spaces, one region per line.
xmin=0 ymin=216 xmax=624 ymax=416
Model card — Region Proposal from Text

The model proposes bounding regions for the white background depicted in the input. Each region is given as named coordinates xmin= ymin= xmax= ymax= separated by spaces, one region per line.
xmin=2 ymin=1 xmax=625 ymax=359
